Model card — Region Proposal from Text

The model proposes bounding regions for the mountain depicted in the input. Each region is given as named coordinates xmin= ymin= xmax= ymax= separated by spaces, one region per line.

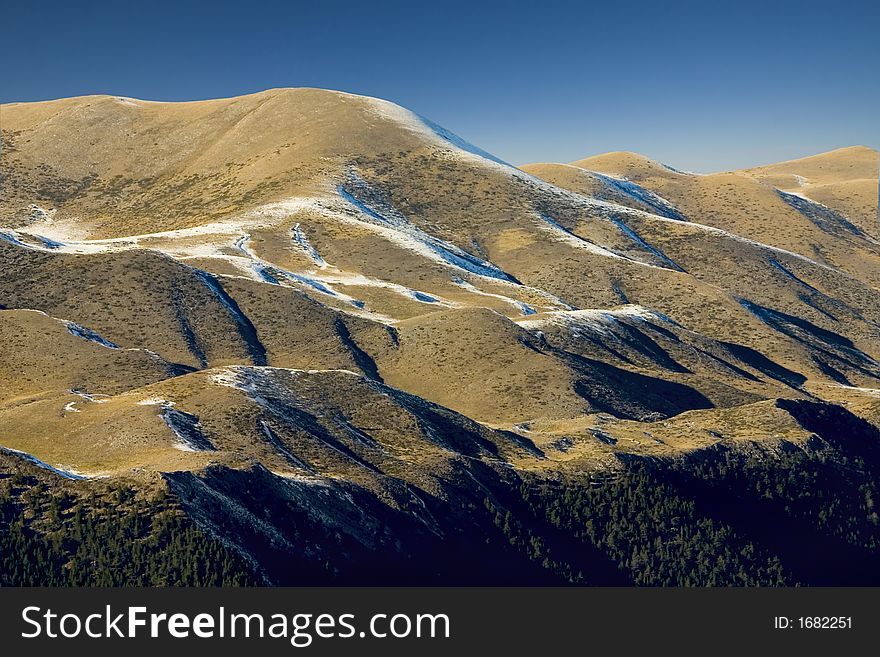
xmin=2 ymin=89 xmax=880 ymax=585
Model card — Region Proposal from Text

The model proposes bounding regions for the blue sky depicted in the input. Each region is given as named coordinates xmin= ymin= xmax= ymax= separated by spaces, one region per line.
xmin=2 ymin=0 xmax=877 ymax=171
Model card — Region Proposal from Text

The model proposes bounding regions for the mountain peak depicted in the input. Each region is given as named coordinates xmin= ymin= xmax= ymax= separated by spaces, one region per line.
xmin=568 ymin=151 xmax=685 ymax=180
xmin=739 ymin=145 xmax=878 ymax=180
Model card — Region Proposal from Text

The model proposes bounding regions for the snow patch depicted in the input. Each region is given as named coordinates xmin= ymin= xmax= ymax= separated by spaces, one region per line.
xmin=418 ymin=115 xmax=512 ymax=167
xmin=35 ymin=235 xmax=65 ymax=249
xmin=589 ymin=171 xmax=688 ymax=221
xmin=227 ymin=233 xmax=367 ymax=307
xmin=0 ymin=230 xmax=33 ymax=249
xmin=409 ymin=290 xmax=438 ymax=303
xmin=537 ymin=213 xmax=627 ymax=260
xmin=0 ymin=446 xmax=89 ymax=480
xmin=337 ymin=174 xmax=519 ymax=283
xmin=451 ymin=278 xmax=538 ymax=316
xmin=364 ymin=96 xmax=512 ymax=169
xmin=835 ymin=385 xmax=880 ymax=397
xmin=65 ymin=322 xmax=119 ymax=349
xmin=292 ymin=224 xmax=327 ymax=267
xmin=137 ymin=397 xmax=169 ymax=406
xmin=211 ymin=366 xmax=361 ymax=390
xmin=519 ymin=305 xmax=677 ymax=336
xmin=70 ymin=389 xmax=110 ymax=403
xmin=315 ymin=272 xmax=457 ymax=308
xmin=514 ymin=301 xmax=538 ymax=316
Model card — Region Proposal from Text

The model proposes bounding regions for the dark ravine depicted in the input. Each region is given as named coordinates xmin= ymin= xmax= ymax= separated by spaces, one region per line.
xmin=172 ymin=286 xmax=209 ymax=369
xmin=777 ymin=189 xmax=867 ymax=238
xmin=334 ymin=317 xmax=384 ymax=383
xmin=195 ymin=271 xmax=268 ymax=367
xmin=160 ymin=406 xmax=215 ymax=452
xmin=739 ymin=298 xmax=880 ymax=381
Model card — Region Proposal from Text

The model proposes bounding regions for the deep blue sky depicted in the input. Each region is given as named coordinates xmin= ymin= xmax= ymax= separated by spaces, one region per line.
xmin=2 ymin=0 xmax=877 ymax=171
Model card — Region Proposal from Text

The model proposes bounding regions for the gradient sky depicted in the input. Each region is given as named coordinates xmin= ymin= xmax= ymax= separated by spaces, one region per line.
xmin=2 ymin=0 xmax=877 ymax=172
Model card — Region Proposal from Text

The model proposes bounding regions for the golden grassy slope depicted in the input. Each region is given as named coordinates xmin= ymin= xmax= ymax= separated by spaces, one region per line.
xmin=739 ymin=146 xmax=879 ymax=236
xmin=3 ymin=89 xmax=880 ymax=480
xmin=1 ymin=89 xmax=409 ymax=235
xmin=0 ymin=309 xmax=170 ymax=404
xmin=524 ymin=149 xmax=880 ymax=288
xmin=740 ymin=145 xmax=877 ymax=186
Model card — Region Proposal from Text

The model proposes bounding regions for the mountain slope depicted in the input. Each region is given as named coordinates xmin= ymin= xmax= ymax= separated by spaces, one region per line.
xmin=526 ymin=149 xmax=880 ymax=288
xmin=739 ymin=146 xmax=879 ymax=237
xmin=3 ymin=89 xmax=880 ymax=584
